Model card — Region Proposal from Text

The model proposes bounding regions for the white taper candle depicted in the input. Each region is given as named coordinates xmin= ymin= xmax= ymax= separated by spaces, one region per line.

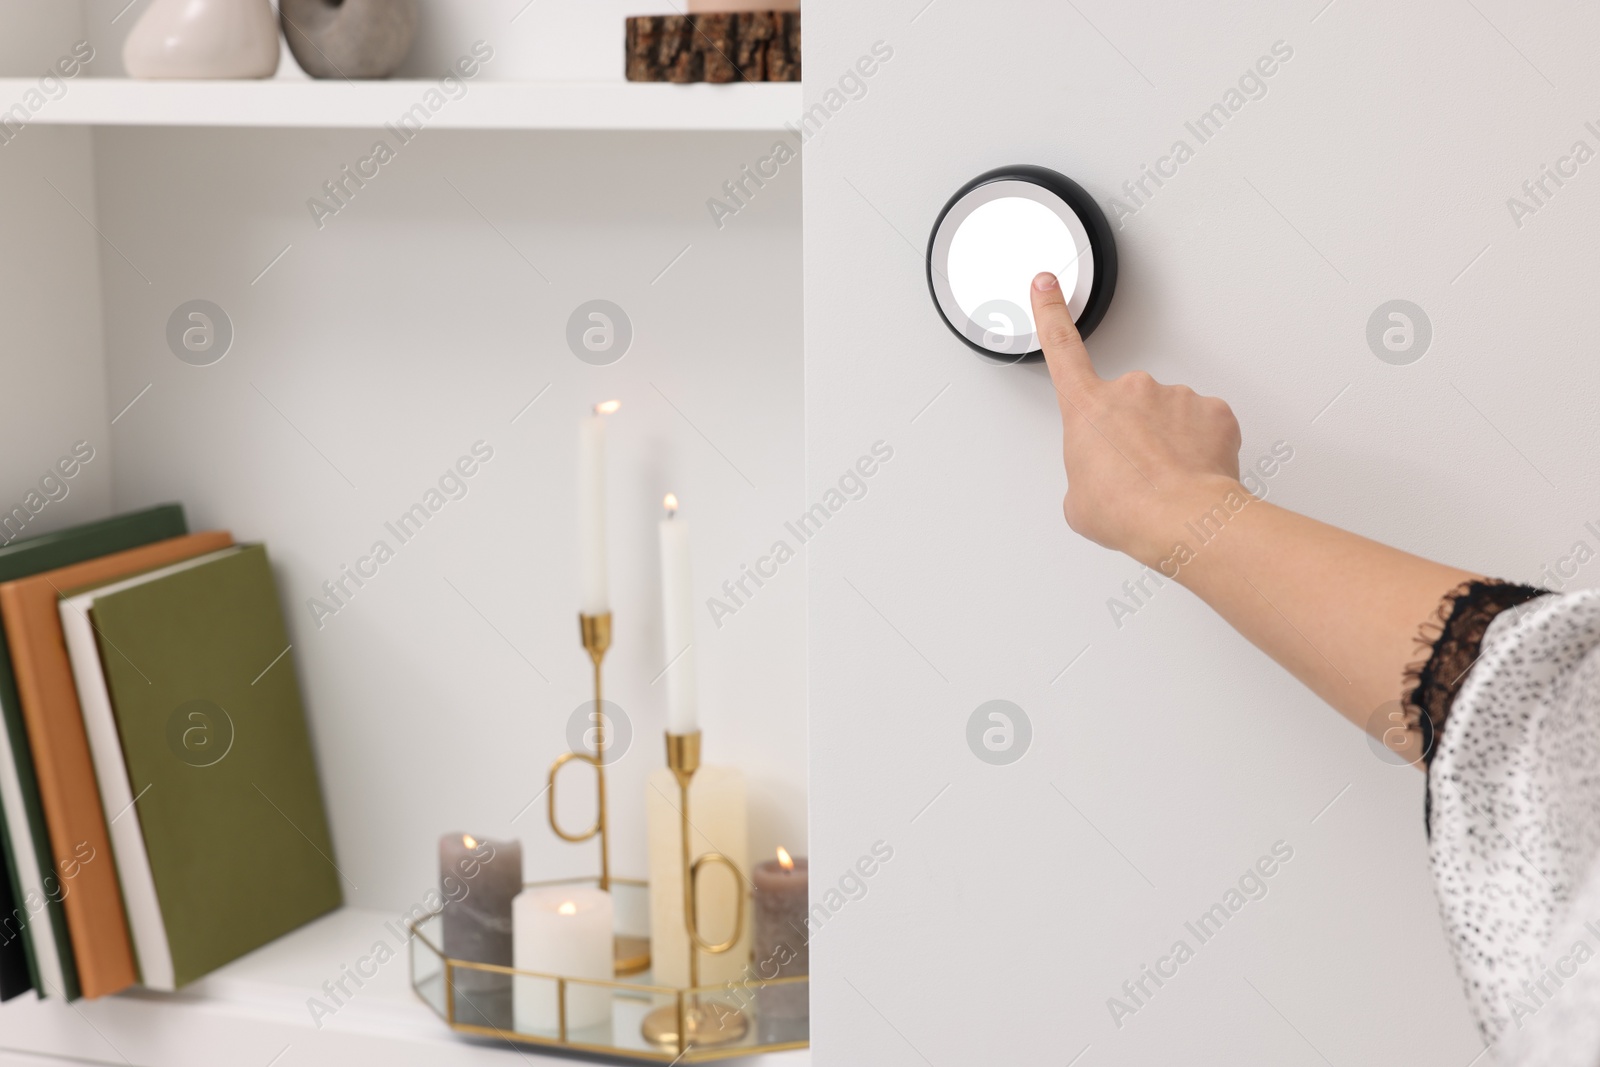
xmin=658 ymin=494 xmax=697 ymax=733
xmin=577 ymin=402 xmax=618 ymax=616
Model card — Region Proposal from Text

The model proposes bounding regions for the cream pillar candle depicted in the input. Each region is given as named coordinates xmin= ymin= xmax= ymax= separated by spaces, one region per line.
xmin=512 ymin=886 xmax=614 ymax=1033
xmin=577 ymin=401 xmax=618 ymax=616
xmin=646 ymin=765 xmax=748 ymax=988
xmin=657 ymin=494 xmax=698 ymax=733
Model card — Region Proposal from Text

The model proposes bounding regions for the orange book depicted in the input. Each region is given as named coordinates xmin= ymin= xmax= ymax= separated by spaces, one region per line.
xmin=0 ymin=531 xmax=233 ymax=997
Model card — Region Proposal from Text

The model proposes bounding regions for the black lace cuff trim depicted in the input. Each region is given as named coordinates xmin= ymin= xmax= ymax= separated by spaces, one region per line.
xmin=1404 ymin=579 xmax=1548 ymax=767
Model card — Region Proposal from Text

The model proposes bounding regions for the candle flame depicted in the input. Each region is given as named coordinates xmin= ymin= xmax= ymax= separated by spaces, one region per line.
xmin=594 ymin=399 xmax=621 ymax=415
xmin=462 ymin=834 xmax=477 ymax=849
xmin=663 ymin=493 xmax=679 ymax=516
xmin=558 ymin=901 xmax=578 ymax=916
xmin=777 ymin=846 xmax=794 ymax=871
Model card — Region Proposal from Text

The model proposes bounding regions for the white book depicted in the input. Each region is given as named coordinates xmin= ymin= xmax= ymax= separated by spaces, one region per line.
xmin=0 ymin=697 xmax=63 ymax=998
xmin=58 ymin=547 xmax=241 ymax=992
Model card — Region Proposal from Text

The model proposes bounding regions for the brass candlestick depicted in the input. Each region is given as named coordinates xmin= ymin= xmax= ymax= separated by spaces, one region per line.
xmin=641 ymin=730 xmax=749 ymax=1051
xmin=548 ymin=613 xmax=612 ymax=888
xmin=547 ymin=613 xmax=650 ymax=975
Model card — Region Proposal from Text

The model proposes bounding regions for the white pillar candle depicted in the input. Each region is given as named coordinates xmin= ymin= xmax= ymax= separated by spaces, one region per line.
xmin=512 ymin=886 xmax=615 ymax=1033
xmin=577 ymin=402 xmax=619 ymax=616
xmin=658 ymin=494 xmax=698 ymax=734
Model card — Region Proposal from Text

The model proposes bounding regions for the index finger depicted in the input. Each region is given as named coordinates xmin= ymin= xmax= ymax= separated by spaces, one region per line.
xmin=1030 ymin=272 xmax=1100 ymax=410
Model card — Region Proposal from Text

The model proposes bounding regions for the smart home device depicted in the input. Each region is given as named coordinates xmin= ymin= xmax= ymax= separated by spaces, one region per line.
xmin=927 ymin=165 xmax=1117 ymax=363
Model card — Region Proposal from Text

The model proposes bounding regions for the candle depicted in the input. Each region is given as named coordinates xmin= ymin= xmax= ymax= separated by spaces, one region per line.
xmin=646 ymin=764 xmax=749 ymax=988
xmin=578 ymin=401 xmax=619 ymax=616
xmin=657 ymin=493 xmax=697 ymax=733
xmin=752 ymin=848 xmax=809 ymax=974
xmin=752 ymin=847 xmax=809 ymax=1040
xmin=513 ymin=886 xmax=615 ymax=1034
xmin=439 ymin=832 xmax=522 ymax=1029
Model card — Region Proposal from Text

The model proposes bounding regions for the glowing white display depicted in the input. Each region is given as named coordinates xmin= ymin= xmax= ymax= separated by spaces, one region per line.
xmin=947 ymin=195 xmax=1080 ymax=339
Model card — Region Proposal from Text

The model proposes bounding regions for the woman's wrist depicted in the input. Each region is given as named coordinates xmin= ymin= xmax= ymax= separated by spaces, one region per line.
xmin=1125 ymin=474 xmax=1255 ymax=575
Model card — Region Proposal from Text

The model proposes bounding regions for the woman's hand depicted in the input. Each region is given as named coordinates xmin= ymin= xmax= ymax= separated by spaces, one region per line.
xmin=1029 ymin=271 xmax=1244 ymax=570
xmin=1029 ymin=269 xmax=1477 ymax=742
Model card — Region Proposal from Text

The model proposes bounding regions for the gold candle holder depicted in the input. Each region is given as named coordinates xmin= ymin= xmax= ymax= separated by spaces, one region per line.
xmin=641 ymin=730 xmax=749 ymax=1050
xmin=547 ymin=613 xmax=650 ymax=975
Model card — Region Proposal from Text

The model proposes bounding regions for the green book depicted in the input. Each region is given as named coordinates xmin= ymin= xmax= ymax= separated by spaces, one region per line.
xmin=80 ymin=543 xmax=341 ymax=987
xmin=0 ymin=810 xmax=26 ymax=1000
xmin=0 ymin=503 xmax=189 ymax=1001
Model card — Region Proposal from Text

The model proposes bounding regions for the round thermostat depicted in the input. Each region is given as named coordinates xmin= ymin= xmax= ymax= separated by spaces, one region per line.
xmin=927 ymin=165 xmax=1117 ymax=364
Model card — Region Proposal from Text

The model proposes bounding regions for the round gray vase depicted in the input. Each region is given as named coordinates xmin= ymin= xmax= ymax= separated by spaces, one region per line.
xmin=281 ymin=0 xmax=419 ymax=80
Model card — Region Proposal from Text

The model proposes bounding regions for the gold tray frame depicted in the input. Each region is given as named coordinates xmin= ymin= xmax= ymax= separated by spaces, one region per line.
xmin=408 ymin=876 xmax=809 ymax=1063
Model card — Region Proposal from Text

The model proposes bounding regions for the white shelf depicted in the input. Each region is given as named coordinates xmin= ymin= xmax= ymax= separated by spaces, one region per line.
xmin=0 ymin=907 xmax=809 ymax=1066
xmin=0 ymin=78 xmax=802 ymax=131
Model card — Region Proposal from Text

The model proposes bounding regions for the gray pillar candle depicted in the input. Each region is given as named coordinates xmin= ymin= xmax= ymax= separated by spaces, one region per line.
xmin=752 ymin=848 xmax=808 ymax=1042
xmin=439 ymin=832 xmax=522 ymax=1029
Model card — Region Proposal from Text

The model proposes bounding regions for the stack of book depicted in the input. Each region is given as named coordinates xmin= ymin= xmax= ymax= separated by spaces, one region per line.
xmin=0 ymin=504 xmax=341 ymax=1001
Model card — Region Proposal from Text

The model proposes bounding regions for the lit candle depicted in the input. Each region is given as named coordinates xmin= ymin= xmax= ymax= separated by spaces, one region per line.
xmin=439 ymin=832 xmax=523 ymax=1029
xmin=513 ymin=886 xmax=615 ymax=1034
xmin=657 ymin=493 xmax=697 ymax=734
xmin=752 ymin=847 xmax=809 ymax=1039
xmin=578 ymin=401 xmax=620 ymax=616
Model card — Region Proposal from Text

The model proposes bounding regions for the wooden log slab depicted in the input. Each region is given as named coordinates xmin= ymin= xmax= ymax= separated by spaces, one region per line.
xmin=625 ymin=12 xmax=801 ymax=83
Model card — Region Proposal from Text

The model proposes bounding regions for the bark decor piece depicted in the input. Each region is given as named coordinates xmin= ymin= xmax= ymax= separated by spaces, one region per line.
xmin=626 ymin=12 xmax=800 ymax=83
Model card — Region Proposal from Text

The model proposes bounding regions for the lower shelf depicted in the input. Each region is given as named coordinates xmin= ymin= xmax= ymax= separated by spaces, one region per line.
xmin=0 ymin=906 xmax=809 ymax=1067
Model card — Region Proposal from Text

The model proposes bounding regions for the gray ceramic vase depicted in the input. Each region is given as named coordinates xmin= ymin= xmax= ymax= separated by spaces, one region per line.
xmin=280 ymin=0 xmax=419 ymax=80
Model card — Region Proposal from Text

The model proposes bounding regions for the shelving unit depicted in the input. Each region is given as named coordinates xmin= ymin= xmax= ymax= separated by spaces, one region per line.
xmin=0 ymin=79 xmax=802 ymax=131
xmin=0 ymin=5 xmax=810 ymax=1065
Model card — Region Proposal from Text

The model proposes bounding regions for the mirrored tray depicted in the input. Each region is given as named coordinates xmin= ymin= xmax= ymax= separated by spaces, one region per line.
xmin=408 ymin=877 xmax=810 ymax=1063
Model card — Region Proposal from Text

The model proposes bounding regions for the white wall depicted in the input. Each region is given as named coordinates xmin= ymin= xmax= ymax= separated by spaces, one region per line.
xmin=90 ymin=124 xmax=805 ymax=913
xmin=0 ymin=1 xmax=82 ymax=76
xmin=394 ymin=0 xmax=648 ymax=82
xmin=804 ymin=1 xmax=1600 ymax=1064
xmin=0 ymin=4 xmax=110 ymax=538
xmin=0 ymin=114 xmax=111 ymax=546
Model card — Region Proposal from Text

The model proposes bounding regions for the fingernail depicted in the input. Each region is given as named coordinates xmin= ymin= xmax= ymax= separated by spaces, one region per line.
xmin=1033 ymin=272 xmax=1058 ymax=291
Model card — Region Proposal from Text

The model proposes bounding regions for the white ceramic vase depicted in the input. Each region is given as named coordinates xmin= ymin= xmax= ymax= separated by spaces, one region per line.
xmin=124 ymin=0 xmax=281 ymax=79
